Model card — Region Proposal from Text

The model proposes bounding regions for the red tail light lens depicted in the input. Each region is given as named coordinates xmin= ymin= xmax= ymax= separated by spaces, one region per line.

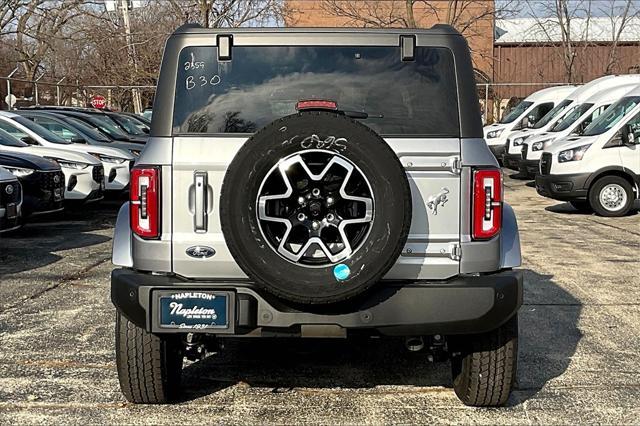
xmin=472 ymin=169 xmax=502 ymax=240
xmin=130 ymin=167 xmax=160 ymax=239
xmin=296 ymin=100 xmax=338 ymax=111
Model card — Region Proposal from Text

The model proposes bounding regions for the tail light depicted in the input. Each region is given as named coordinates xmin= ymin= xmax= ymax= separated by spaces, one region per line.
xmin=130 ymin=166 xmax=160 ymax=239
xmin=472 ymin=169 xmax=502 ymax=240
xmin=296 ymin=100 xmax=338 ymax=111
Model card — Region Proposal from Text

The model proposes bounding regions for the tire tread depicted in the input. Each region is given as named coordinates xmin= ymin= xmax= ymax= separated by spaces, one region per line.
xmin=115 ymin=313 xmax=182 ymax=404
xmin=452 ymin=315 xmax=518 ymax=406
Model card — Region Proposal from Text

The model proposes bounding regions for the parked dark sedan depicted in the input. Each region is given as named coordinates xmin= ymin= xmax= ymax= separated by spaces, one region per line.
xmin=0 ymin=151 xmax=65 ymax=217
xmin=15 ymin=111 xmax=142 ymax=158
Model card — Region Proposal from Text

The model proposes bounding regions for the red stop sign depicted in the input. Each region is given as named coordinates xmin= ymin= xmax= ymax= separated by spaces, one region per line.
xmin=90 ymin=95 xmax=106 ymax=109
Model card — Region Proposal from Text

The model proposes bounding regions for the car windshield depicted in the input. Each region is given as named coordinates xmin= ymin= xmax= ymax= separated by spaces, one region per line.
xmin=65 ymin=116 xmax=112 ymax=142
xmin=110 ymin=114 xmax=146 ymax=135
xmin=582 ymin=96 xmax=640 ymax=136
xmin=173 ymin=45 xmax=460 ymax=136
xmin=550 ymin=103 xmax=593 ymax=132
xmin=533 ymin=99 xmax=573 ymax=129
xmin=499 ymin=101 xmax=533 ymax=124
xmin=12 ymin=116 xmax=71 ymax=144
xmin=0 ymin=127 xmax=28 ymax=147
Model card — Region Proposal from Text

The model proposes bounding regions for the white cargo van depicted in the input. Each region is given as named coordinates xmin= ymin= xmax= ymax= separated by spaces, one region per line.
xmin=519 ymin=83 xmax=640 ymax=177
xmin=484 ymin=86 xmax=576 ymax=160
xmin=503 ymin=75 xmax=640 ymax=170
xmin=536 ymin=88 xmax=640 ymax=216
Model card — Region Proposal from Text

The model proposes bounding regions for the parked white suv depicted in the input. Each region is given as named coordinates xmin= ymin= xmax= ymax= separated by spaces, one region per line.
xmin=0 ymin=111 xmax=134 ymax=192
xmin=0 ymin=126 xmax=104 ymax=202
xmin=536 ymin=88 xmax=640 ymax=216
xmin=484 ymin=85 xmax=576 ymax=160
xmin=519 ymin=83 xmax=640 ymax=178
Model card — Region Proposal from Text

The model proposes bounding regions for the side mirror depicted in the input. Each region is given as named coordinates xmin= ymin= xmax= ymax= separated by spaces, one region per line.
xmin=142 ymin=127 xmax=150 ymax=134
xmin=622 ymin=124 xmax=637 ymax=145
xmin=527 ymin=114 xmax=537 ymax=128
xmin=21 ymin=136 xmax=37 ymax=145
xmin=71 ymin=136 xmax=87 ymax=144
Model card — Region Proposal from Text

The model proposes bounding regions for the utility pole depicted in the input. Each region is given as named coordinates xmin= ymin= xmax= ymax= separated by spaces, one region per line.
xmin=120 ymin=0 xmax=142 ymax=113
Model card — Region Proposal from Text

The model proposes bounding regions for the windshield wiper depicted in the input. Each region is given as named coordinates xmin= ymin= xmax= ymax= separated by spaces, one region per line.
xmin=342 ymin=110 xmax=384 ymax=119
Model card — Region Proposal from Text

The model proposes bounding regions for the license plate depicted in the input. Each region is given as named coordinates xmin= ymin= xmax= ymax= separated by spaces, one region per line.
xmin=54 ymin=188 xmax=63 ymax=201
xmin=6 ymin=203 xmax=17 ymax=219
xmin=159 ymin=292 xmax=229 ymax=330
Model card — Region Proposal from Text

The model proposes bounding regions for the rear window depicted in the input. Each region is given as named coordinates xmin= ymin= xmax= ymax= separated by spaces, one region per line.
xmin=173 ymin=46 xmax=460 ymax=136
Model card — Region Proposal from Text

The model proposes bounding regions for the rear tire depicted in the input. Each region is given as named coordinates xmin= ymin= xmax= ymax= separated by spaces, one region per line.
xmin=450 ymin=314 xmax=518 ymax=407
xmin=588 ymin=176 xmax=634 ymax=217
xmin=115 ymin=312 xmax=183 ymax=404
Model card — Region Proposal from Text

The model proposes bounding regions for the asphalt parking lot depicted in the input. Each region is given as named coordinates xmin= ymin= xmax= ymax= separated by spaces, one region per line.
xmin=0 ymin=173 xmax=639 ymax=424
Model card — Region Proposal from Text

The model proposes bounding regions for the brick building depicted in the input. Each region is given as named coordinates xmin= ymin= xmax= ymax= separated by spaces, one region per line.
xmin=285 ymin=0 xmax=495 ymax=80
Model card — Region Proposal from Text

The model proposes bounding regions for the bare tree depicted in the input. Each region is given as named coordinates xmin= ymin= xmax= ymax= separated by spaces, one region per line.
xmin=320 ymin=0 xmax=413 ymax=27
xmin=600 ymin=0 xmax=640 ymax=74
xmin=0 ymin=0 xmax=85 ymax=80
xmin=524 ymin=0 xmax=594 ymax=82
xmin=320 ymin=0 xmax=520 ymax=75
xmin=166 ymin=0 xmax=287 ymax=28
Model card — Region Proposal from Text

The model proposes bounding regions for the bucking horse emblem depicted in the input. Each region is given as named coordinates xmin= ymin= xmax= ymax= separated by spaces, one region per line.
xmin=427 ymin=187 xmax=449 ymax=215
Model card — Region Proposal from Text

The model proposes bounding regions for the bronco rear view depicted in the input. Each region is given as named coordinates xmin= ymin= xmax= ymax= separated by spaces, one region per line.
xmin=111 ymin=25 xmax=523 ymax=407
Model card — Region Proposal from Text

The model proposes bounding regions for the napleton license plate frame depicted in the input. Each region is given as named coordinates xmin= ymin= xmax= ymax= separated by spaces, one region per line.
xmin=151 ymin=289 xmax=236 ymax=334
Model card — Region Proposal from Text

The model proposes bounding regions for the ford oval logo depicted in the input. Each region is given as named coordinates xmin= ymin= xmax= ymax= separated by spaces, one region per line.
xmin=186 ymin=246 xmax=216 ymax=259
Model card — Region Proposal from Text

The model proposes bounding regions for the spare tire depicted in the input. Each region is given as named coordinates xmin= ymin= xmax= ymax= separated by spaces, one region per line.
xmin=220 ymin=111 xmax=411 ymax=304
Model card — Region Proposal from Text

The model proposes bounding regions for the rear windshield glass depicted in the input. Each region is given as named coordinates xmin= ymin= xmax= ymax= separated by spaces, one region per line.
xmin=499 ymin=101 xmax=532 ymax=124
xmin=173 ymin=46 xmax=460 ymax=136
xmin=532 ymin=99 xmax=573 ymax=129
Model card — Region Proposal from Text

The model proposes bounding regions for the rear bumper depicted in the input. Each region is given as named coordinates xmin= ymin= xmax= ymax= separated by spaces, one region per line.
xmin=111 ymin=268 xmax=523 ymax=336
xmin=502 ymin=153 xmax=521 ymax=170
xmin=535 ymin=172 xmax=590 ymax=201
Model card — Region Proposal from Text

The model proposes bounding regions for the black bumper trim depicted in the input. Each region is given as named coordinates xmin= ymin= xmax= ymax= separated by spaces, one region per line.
xmin=518 ymin=159 xmax=539 ymax=178
xmin=111 ymin=268 xmax=523 ymax=336
xmin=502 ymin=152 xmax=522 ymax=170
xmin=535 ymin=172 xmax=591 ymax=201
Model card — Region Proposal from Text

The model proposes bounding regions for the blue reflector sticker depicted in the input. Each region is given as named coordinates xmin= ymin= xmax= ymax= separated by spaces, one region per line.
xmin=333 ymin=264 xmax=350 ymax=281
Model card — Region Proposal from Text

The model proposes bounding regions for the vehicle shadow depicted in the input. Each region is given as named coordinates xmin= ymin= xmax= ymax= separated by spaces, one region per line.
xmin=545 ymin=201 xmax=639 ymax=216
xmin=507 ymin=172 xmax=531 ymax=181
xmin=177 ymin=269 xmax=581 ymax=407
xmin=0 ymin=199 xmax=123 ymax=276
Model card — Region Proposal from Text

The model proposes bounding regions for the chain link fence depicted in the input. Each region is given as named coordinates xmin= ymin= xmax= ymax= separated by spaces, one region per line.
xmin=0 ymin=76 xmax=155 ymax=112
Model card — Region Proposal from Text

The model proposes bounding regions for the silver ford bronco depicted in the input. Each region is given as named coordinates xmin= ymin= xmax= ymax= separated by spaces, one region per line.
xmin=111 ymin=24 xmax=523 ymax=407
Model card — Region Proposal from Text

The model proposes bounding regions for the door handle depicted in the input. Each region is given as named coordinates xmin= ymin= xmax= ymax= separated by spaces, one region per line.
xmin=194 ymin=171 xmax=207 ymax=233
